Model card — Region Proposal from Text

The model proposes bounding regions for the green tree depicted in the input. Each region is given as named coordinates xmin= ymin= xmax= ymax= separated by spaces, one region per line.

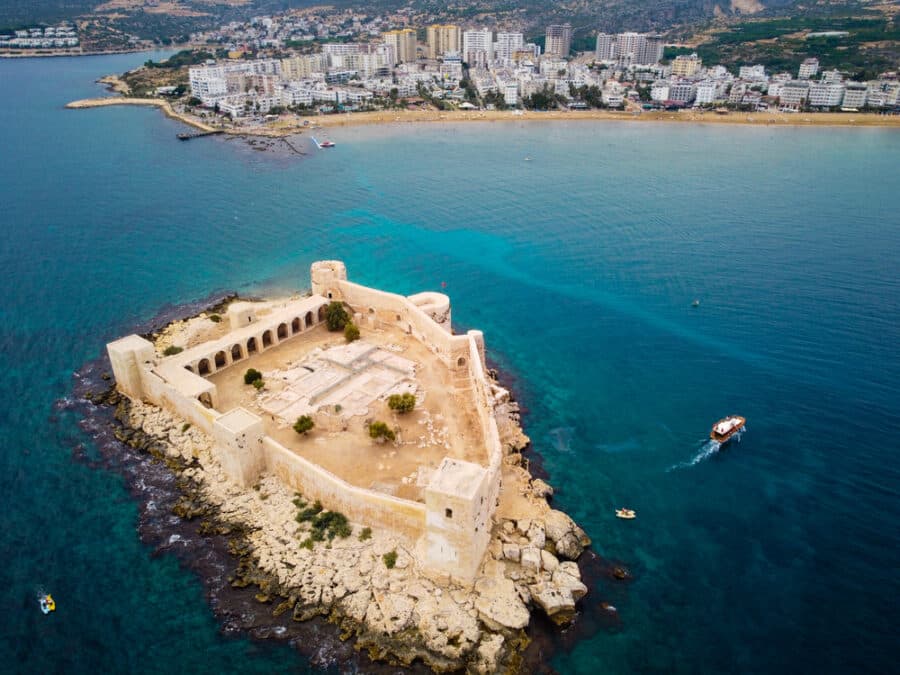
xmin=387 ymin=393 xmax=416 ymax=413
xmin=293 ymin=415 xmax=314 ymax=435
xmin=344 ymin=322 xmax=360 ymax=342
xmin=368 ymin=421 xmax=395 ymax=442
xmin=325 ymin=301 xmax=350 ymax=331
xmin=244 ymin=368 xmax=262 ymax=384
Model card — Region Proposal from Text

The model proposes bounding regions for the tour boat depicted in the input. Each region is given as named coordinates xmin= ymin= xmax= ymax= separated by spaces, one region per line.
xmin=39 ymin=594 xmax=56 ymax=615
xmin=319 ymin=140 xmax=335 ymax=148
xmin=710 ymin=416 xmax=746 ymax=443
xmin=615 ymin=508 xmax=636 ymax=519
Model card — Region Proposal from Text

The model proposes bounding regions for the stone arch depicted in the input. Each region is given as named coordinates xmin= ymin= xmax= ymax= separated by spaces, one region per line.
xmin=198 ymin=392 xmax=213 ymax=409
xmin=305 ymin=311 xmax=314 ymax=328
xmin=291 ymin=317 xmax=301 ymax=334
xmin=318 ymin=305 xmax=327 ymax=322
xmin=198 ymin=358 xmax=211 ymax=376
xmin=457 ymin=357 xmax=467 ymax=368
xmin=368 ymin=307 xmax=375 ymax=314
xmin=214 ymin=351 xmax=227 ymax=369
xmin=184 ymin=364 xmax=194 ymax=373
xmin=277 ymin=323 xmax=288 ymax=340
xmin=231 ymin=344 xmax=243 ymax=361
xmin=247 ymin=337 xmax=258 ymax=354
xmin=262 ymin=330 xmax=274 ymax=348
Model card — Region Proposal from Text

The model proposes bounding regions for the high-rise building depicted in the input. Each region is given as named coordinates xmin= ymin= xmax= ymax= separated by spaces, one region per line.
xmin=544 ymin=24 xmax=572 ymax=58
xmin=426 ymin=24 xmax=460 ymax=59
xmin=462 ymin=29 xmax=493 ymax=67
xmin=594 ymin=31 xmax=663 ymax=65
xmin=640 ymin=34 xmax=664 ymax=66
xmin=494 ymin=32 xmax=524 ymax=62
xmin=382 ymin=28 xmax=417 ymax=64
xmin=595 ymin=33 xmax=614 ymax=61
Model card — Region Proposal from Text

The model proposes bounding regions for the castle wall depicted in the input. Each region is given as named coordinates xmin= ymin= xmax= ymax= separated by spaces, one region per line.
xmin=263 ymin=437 xmax=427 ymax=541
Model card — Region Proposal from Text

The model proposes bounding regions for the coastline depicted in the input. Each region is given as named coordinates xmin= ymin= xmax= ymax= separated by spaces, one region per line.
xmin=65 ymin=94 xmax=900 ymax=137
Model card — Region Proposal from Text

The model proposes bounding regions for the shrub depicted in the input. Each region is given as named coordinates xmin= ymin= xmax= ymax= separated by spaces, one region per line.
xmin=163 ymin=345 xmax=183 ymax=356
xmin=252 ymin=378 xmax=265 ymax=390
xmin=388 ymin=393 xmax=416 ymax=414
xmin=344 ymin=322 xmax=360 ymax=342
xmin=244 ymin=368 xmax=262 ymax=384
xmin=368 ymin=421 xmax=395 ymax=442
xmin=181 ymin=423 xmax=191 ymax=432
xmin=325 ymin=301 xmax=350 ymax=331
xmin=383 ymin=550 xmax=398 ymax=569
xmin=358 ymin=527 xmax=372 ymax=542
xmin=209 ymin=314 xmax=222 ymax=323
xmin=293 ymin=415 xmax=314 ymax=435
xmin=296 ymin=500 xmax=323 ymax=523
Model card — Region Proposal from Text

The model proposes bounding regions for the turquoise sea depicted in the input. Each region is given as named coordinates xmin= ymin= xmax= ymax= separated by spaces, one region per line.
xmin=1 ymin=53 xmax=898 ymax=673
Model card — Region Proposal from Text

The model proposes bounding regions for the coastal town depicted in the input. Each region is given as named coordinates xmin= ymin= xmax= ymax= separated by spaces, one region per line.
xmin=181 ymin=14 xmax=900 ymax=117
xmin=66 ymin=8 xmax=897 ymax=135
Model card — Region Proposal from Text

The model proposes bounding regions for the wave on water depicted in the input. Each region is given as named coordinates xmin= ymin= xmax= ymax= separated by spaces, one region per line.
xmin=668 ymin=440 xmax=722 ymax=471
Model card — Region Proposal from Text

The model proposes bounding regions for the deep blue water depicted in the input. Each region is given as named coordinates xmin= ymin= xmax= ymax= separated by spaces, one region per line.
xmin=1 ymin=53 xmax=898 ymax=674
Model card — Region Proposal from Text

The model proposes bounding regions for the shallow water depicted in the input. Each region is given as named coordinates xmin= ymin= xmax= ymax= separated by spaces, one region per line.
xmin=1 ymin=53 xmax=898 ymax=673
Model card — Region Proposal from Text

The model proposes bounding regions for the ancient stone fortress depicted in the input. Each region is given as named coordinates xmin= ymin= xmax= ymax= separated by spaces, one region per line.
xmin=108 ymin=261 xmax=594 ymax=670
xmin=108 ymin=261 xmax=505 ymax=583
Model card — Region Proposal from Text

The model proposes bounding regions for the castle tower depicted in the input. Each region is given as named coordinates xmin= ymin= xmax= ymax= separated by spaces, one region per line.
xmin=310 ymin=260 xmax=348 ymax=300
xmin=212 ymin=407 xmax=265 ymax=488
xmin=423 ymin=458 xmax=494 ymax=583
xmin=107 ymin=334 xmax=156 ymax=400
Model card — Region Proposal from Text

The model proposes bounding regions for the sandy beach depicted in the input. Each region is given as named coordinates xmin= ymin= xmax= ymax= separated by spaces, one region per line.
xmin=66 ymin=95 xmax=900 ymax=137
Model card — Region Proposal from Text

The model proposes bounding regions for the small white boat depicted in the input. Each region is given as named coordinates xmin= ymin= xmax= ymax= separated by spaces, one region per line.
xmin=39 ymin=593 xmax=56 ymax=615
xmin=615 ymin=508 xmax=636 ymax=520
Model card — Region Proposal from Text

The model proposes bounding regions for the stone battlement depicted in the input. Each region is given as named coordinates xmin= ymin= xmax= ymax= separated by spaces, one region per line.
xmin=108 ymin=261 xmax=504 ymax=583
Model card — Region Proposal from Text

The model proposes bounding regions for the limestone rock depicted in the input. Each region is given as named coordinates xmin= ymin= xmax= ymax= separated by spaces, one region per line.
xmin=541 ymin=549 xmax=559 ymax=573
xmin=473 ymin=577 xmax=530 ymax=631
xmin=520 ymin=546 xmax=541 ymax=572
xmin=543 ymin=509 xmax=590 ymax=560
xmin=526 ymin=521 xmax=546 ymax=549
xmin=552 ymin=570 xmax=588 ymax=601
xmin=559 ymin=561 xmax=581 ymax=580
xmin=472 ymin=634 xmax=505 ymax=675
xmin=529 ymin=581 xmax=576 ymax=625
xmin=531 ymin=478 xmax=554 ymax=499
xmin=367 ymin=591 xmax=414 ymax=635
xmin=502 ymin=543 xmax=520 ymax=562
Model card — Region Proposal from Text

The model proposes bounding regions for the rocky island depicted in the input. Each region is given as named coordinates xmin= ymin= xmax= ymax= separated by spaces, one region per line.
xmin=104 ymin=261 xmax=591 ymax=672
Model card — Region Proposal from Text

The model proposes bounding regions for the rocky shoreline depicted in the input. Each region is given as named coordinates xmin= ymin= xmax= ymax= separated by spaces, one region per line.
xmin=71 ymin=294 xmax=603 ymax=672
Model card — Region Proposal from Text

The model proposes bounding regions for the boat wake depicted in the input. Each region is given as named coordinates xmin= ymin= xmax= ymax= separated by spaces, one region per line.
xmin=668 ymin=440 xmax=722 ymax=472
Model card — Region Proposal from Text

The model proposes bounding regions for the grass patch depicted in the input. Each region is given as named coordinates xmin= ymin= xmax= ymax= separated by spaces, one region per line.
xmin=383 ymin=549 xmax=397 ymax=569
xmin=163 ymin=345 xmax=183 ymax=356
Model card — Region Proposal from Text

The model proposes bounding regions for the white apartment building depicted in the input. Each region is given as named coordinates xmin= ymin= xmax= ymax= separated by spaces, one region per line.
xmin=494 ymin=33 xmax=524 ymax=63
xmin=841 ymin=83 xmax=867 ymax=109
xmin=798 ymin=58 xmax=819 ymax=79
xmin=694 ymin=80 xmax=718 ymax=105
xmin=668 ymin=80 xmax=696 ymax=103
xmin=650 ymin=81 xmax=670 ymax=102
xmin=779 ymin=81 xmax=809 ymax=107
xmin=808 ymin=81 xmax=845 ymax=108
xmin=463 ymin=29 xmax=493 ymax=67
xmin=739 ymin=65 xmax=766 ymax=80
